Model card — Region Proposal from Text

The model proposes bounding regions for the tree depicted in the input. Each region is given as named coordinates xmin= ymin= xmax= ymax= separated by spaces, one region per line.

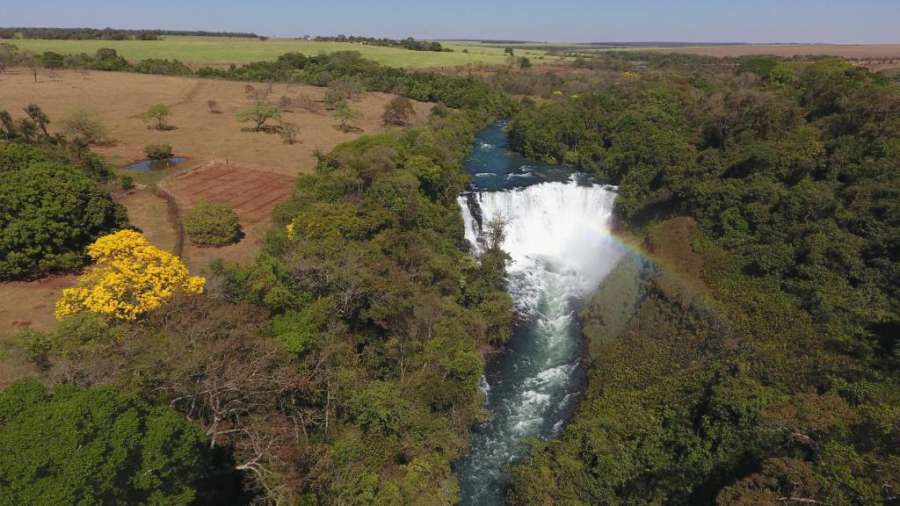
xmin=0 ymin=156 xmax=128 ymax=280
xmin=183 ymin=200 xmax=242 ymax=247
xmin=279 ymin=121 xmax=300 ymax=144
xmin=55 ymin=230 xmax=205 ymax=320
xmin=325 ymin=77 xmax=365 ymax=110
xmin=23 ymin=104 xmax=50 ymax=138
xmin=143 ymin=103 xmax=171 ymax=130
xmin=0 ymin=379 xmax=213 ymax=505
xmin=92 ymin=47 xmax=129 ymax=71
xmin=59 ymin=108 xmax=110 ymax=145
xmin=236 ymin=101 xmax=281 ymax=132
xmin=41 ymin=51 xmax=65 ymax=69
xmin=20 ymin=52 xmax=39 ymax=82
xmin=382 ymin=96 xmax=415 ymax=126
xmin=0 ymin=110 xmax=16 ymax=139
xmin=334 ymin=99 xmax=361 ymax=132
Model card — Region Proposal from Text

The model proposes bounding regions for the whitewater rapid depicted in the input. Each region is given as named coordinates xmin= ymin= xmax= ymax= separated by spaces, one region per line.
xmin=456 ymin=177 xmax=624 ymax=504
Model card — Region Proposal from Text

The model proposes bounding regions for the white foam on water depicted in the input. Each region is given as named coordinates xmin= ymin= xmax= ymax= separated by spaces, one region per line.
xmin=457 ymin=178 xmax=624 ymax=505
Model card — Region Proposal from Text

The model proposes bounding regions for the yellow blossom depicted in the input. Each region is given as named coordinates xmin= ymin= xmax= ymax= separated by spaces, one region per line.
xmin=55 ymin=230 xmax=205 ymax=321
xmin=286 ymin=222 xmax=296 ymax=240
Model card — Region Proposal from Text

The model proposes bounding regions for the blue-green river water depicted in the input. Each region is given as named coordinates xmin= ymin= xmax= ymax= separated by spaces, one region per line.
xmin=454 ymin=122 xmax=624 ymax=504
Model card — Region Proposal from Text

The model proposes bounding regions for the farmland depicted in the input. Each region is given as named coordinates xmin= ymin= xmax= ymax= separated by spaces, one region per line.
xmin=7 ymin=36 xmax=558 ymax=68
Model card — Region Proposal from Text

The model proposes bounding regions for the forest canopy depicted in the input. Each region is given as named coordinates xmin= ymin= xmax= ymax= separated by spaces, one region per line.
xmin=506 ymin=55 xmax=899 ymax=505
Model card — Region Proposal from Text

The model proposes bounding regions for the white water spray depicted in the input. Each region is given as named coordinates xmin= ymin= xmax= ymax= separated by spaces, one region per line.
xmin=456 ymin=177 xmax=624 ymax=504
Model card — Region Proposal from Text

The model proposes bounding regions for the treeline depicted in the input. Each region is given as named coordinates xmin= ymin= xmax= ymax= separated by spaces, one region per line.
xmin=506 ymin=56 xmax=899 ymax=503
xmin=0 ymin=44 xmax=192 ymax=74
xmin=195 ymin=51 xmax=516 ymax=112
xmin=314 ymin=35 xmax=449 ymax=52
xmin=0 ymin=26 xmax=259 ymax=40
xmin=0 ymin=43 xmax=515 ymax=112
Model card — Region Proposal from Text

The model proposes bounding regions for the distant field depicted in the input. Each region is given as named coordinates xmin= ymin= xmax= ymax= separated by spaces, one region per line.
xmin=7 ymin=36 xmax=560 ymax=68
xmin=638 ymin=44 xmax=900 ymax=60
xmin=444 ymin=40 xmax=900 ymax=61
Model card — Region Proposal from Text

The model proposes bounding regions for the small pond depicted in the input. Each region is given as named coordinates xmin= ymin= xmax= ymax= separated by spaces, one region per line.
xmin=126 ymin=157 xmax=187 ymax=172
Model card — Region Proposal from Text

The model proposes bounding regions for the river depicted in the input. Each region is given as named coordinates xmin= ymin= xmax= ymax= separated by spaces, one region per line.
xmin=454 ymin=122 xmax=625 ymax=504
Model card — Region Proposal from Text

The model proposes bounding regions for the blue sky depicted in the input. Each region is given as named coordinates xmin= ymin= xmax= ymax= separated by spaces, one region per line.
xmin=3 ymin=0 xmax=899 ymax=43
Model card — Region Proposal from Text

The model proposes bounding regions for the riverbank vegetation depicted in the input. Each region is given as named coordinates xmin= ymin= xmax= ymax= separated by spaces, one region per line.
xmin=506 ymin=55 xmax=899 ymax=504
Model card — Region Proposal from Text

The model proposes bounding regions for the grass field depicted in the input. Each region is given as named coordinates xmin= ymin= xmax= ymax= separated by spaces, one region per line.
xmin=7 ymin=36 xmax=558 ymax=68
xmin=0 ymin=69 xmax=432 ymax=171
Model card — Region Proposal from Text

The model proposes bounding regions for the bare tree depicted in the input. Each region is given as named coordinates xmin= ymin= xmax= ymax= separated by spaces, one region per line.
xmin=279 ymin=121 xmax=299 ymax=144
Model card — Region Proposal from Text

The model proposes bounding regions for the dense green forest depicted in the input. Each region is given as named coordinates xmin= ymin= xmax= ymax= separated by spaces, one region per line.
xmin=1 ymin=48 xmax=897 ymax=505
xmin=506 ymin=56 xmax=899 ymax=504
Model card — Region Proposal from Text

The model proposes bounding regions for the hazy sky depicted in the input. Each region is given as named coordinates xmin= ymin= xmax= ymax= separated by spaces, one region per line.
xmin=3 ymin=0 xmax=899 ymax=43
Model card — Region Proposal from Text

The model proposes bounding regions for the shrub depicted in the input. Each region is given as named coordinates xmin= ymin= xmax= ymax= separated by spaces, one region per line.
xmin=0 ymin=379 xmax=213 ymax=505
xmin=91 ymin=48 xmax=129 ymax=71
xmin=334 ymin=99 xmax=361 ymax=132
xmin=0 ymin=160 xmax=128 ymax=279
xmin=143 ymin=103 xmax=171 ymax=130
xmin=279 ymin=122 xmax=299 ymax=144
xmin=183 ymin=200 xmax=242 ymax=247
xmin=120 ymin=174 xmax=134 ymax=190
xmin=40 ymin=51 xmax=65 ymax=69
xmin=59 ymin=108 xmax=111 ymax=145
xmin=382 ymin=96 xmax=415 ymax=126
xmin=132 ymin=58 xmax=192 ymax=76
xmin=55 ymin=230 xmax=205 ymax=320
xmin=145 ymin=143 xmax=173 ymax=160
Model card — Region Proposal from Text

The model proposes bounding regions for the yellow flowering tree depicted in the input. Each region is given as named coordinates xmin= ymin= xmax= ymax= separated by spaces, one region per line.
xmin=56 ymin=230 xmax=205 ymax=321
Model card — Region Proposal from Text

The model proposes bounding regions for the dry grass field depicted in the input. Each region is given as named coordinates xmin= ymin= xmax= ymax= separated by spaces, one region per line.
xmin=0 ymin=69 xmax=432 ymax=172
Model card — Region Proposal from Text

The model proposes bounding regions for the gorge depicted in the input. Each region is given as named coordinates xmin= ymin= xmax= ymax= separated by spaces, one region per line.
xmin=454 ymin=123 xmax=625 ymax=504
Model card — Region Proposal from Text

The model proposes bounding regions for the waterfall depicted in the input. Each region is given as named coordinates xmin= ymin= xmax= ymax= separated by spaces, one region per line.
xmin=455 ymin=177 xmax=624 ymax=505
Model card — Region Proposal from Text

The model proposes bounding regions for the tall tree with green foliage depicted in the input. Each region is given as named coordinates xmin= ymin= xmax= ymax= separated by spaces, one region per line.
xmin=237 ymin=101 xmax=281 ymax=132
xmin=0 ymin=379 xmax=213 ymax=505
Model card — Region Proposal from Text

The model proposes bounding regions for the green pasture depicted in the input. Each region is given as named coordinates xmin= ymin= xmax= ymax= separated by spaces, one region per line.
xmin=8 ymin=36 xmax=563 ymax=68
